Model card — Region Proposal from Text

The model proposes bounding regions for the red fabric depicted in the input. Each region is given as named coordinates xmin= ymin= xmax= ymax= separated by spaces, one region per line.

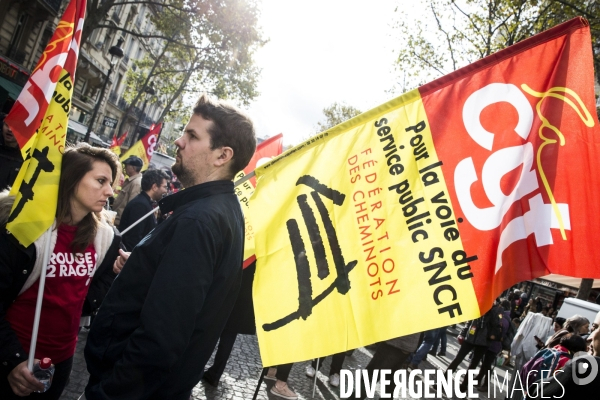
xmin=4 ymin=0 xmax=86 ymax=149
xmin=6 ymin=225 xmax=96 ymax=363
xmin=421 ymin=18 xmax=600 ymax=313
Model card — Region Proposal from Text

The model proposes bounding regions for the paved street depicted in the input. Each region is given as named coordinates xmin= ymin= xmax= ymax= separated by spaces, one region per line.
xmin=61 ymin=326 xmax=514 ymax=400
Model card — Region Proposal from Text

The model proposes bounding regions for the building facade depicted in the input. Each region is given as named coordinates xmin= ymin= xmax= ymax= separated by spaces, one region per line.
xmin=0 ymin=0 xmax=162 ymax=147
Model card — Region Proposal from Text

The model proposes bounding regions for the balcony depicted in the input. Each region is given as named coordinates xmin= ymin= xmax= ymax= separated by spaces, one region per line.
xmin=41 ymin=0 xmax=63 ymax=14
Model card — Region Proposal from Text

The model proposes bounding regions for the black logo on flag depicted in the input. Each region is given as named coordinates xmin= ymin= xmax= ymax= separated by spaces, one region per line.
xmin=8 ymin=146 xmax=55 ymax=223
xmin=262 ymin=175 xmax=357 ymax=332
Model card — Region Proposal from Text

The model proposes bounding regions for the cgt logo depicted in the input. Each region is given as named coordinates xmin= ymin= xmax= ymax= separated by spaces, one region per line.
xmin=454 ymin=82 xmax=594 ymax=274
xmin=572 ymin=352 xmax=598 ymax=386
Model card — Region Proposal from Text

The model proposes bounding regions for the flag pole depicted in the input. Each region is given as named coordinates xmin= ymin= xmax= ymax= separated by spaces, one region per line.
xmin=118 ymin=171 xmax=257 ymax=236
xmin=119 ymin=207 xmax=158 ymax=235
xmin=27 ymin=234 xmax=53 ymax=370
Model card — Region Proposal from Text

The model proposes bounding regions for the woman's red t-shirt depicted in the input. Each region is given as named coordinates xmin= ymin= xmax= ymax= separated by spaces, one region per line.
xmin=6 ymin=224 xmax=97 ymax=363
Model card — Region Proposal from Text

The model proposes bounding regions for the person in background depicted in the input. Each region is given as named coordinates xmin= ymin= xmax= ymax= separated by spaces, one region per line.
xmin=545 ymin=314 xmax=589 ymax=348
xmin=348 ymin=333 xmax=421 ymax=399
xmin=429 ymin=326 xmax=448 ymax=357
xmin=520 ymin=298 xmax=536 ymax=321
xmin=535 ymin=296 xmax=543 ymax=313
xmin=407 ymin=327 xmax=444 ymax=369
xmin=119 ymin=169 xmax=169 ymax=251
xmin=305 ymin=352 xmax=347 ymax=387
xmin=0 ymin=144 xmax=122 ymax=399
xmin=588 ymin=311 xmax=600 ymax=355
xmin=447 ymin=303 xmax=503 ymax=391
xmin=475 ymin=299 xmax=511 ymax=392
xmin=111 ymin=155 xmax=143 ymax=227
xmin=0 ymin=113 xmax=23 ymax=191
xmin=202 ymin=262 xmax=257 ymax=387
xmin=265 ymin=364 xmax=298 ymax=400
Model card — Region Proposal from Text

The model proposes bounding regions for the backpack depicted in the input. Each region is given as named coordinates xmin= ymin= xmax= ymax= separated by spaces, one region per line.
xmin=502 ymin=319 xmax=517 ymax=351
xmin=519 ymin=348 xmax=571 ymax=394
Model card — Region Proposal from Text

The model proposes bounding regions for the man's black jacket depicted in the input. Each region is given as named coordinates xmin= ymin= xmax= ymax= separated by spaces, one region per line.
xmin=84 ymin=180 xmax=245 ymax=400
xmin=119 ymin=191 xmax=156 ymax=251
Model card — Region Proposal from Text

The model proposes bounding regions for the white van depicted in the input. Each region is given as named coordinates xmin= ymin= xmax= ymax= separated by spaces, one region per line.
xmin=556 ymin=297 xmax=600 ymax=325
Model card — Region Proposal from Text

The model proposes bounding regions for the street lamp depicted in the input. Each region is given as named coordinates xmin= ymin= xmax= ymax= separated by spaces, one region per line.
xmin=130 ymin=84 xmax=156 ymax=144
xmin=84 ymin=37 xmax=124 ymax=143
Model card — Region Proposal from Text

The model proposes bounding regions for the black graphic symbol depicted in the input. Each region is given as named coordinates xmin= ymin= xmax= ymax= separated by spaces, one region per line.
xmin=262 ymin=175 xmax=357 ymax=332
xmin=8 ymin=146 xmax=55 ymax=223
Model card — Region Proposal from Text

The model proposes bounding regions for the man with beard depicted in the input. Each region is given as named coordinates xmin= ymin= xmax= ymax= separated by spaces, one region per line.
xmin=83 ymin=94 xmax=256 ymax=400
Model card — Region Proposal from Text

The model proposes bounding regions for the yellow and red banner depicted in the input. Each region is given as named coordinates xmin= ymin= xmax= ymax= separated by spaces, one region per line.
xmin=234 ymin=133 xmax=284 ymax=268
xmin=5 ymin=0 xmax=86 ymax=247
xmin=120 ymin=123 xmax=162 ymax=171
xmin=250 ymin=18 xmax=600 ymax=366
xmin=109 ymin=131 xmax=127 ymax=156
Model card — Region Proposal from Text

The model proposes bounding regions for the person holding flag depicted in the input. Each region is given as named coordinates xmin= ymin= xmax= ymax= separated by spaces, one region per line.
xmin=0 ymin=144 xmax=123 ymax=399
xmin=0 ymin=0 xmax=125 ymax=398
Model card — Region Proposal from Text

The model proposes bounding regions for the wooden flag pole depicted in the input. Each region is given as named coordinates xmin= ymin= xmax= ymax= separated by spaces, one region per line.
xmin=27 ymin=234 xmax=53 ymax=370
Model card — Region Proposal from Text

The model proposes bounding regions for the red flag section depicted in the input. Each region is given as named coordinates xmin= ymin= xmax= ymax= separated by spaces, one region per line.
xmin=119 ymin=123 xmax=162 ymax=170
xmin=420 ymin=17 xmax=600 ymax=313
xmin=5 ymin=0 xmax=85 ymax=155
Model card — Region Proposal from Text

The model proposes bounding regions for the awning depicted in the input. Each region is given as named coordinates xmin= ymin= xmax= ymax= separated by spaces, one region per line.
xmin=68 ymin=119 xmax=110 ymax=147
xmin=0 ymin=76 xmax=23 ymax=99
xmin=538 ymin=274 xmax=600 ymax=289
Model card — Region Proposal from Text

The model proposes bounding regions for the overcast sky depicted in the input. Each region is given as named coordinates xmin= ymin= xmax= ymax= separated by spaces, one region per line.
xmin=246 ymin=0 xmax=400 ymax=146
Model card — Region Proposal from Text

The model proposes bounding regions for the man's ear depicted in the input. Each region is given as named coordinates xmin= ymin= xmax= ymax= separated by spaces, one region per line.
xmin=214 ymin=146 xmax=234 ymax=167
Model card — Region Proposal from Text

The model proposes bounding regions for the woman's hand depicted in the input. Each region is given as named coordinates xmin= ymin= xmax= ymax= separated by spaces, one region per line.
xmin=8 ymin=360 xmax=45 ymax=396
xmin=113 ymin=249 xmax=131 ymax=274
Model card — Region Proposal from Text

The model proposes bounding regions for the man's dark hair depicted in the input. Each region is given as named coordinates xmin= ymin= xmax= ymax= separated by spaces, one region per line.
xmin=192 ymin=94 xmax=256 ymax=179
xmin=141 ymin=169 xmax=169 ymax=192
xmin=500 ymin=298 xmax=511 ymax=311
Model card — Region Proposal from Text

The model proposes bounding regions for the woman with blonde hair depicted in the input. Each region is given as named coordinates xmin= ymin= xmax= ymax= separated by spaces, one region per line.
xmin=0 ymin=143 xmax=122 ymax=399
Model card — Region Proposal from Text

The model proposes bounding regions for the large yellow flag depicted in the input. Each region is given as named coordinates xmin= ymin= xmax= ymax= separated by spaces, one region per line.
xmin=251 ymin=18 xmax=600 ymax=366
xmin=5 ymin=0 xmax=86 ymax=247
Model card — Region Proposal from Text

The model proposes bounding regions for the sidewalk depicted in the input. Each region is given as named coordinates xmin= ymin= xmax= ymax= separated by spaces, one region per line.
xmin=60 ymin=326 xmax=515 ymax=399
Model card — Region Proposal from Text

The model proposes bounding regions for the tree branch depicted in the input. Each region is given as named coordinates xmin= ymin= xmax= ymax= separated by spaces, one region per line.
xmin=431 ymin=2 xmax=457 ymax=71
xmin=93 ymin=24 xmax=204 ymax=50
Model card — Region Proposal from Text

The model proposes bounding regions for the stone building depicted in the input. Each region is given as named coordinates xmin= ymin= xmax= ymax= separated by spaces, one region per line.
xmin=0 ymin=0 xmax=162 ymax=147
xmin=0 ymin=0 xmax=63 ymax=114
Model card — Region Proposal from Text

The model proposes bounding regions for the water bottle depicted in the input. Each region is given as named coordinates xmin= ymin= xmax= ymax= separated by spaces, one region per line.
xmin=32 ymin=358 xmax=54 ymax=392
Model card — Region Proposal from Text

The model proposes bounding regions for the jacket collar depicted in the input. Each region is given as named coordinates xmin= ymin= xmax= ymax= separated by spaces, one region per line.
xmin=158 ymin=180 xmax=234 ymax=214
xmin=140 ymin=191 xmax=153 ymax=204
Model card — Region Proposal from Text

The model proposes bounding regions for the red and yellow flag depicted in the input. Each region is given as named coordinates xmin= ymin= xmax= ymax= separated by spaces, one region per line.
xmin=5 ymin=0 xmax=86 ymax=247
xmin=120 ymin=123 xmax=162 ymax=171
xmin=250 ymin=18 xmax=600 ymax=366
xmin=109 ymin=131 xmax=127 ymax=155
xmin=234 ymin=134 xmax=284 ymax=268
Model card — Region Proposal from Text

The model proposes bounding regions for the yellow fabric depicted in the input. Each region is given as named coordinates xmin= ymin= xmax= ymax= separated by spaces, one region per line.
xmin=120 ymin=141 xmax=150 ymax=171
xmin=234 ymin=171 xmax=256 ymax=263
xmin=251 ymin=90 xmax=479 ymax=366
xmin=7 ymin=69 xmax=74 ymax=247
